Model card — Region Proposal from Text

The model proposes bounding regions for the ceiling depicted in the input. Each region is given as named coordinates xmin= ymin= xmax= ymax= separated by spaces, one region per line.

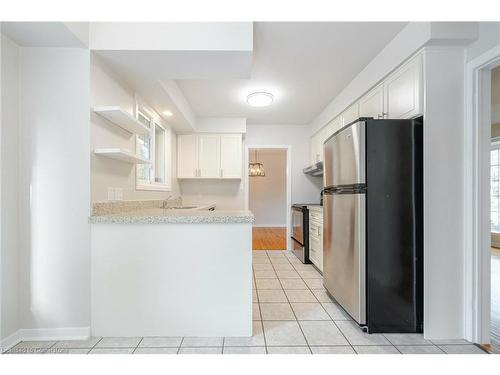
xmin=1 ymin=22 xmax=86 ymax=47
xmin=177 ymin=22 xmax=407 ymax=125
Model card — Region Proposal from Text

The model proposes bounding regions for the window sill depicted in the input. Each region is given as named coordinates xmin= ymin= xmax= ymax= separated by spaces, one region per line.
xmin=136 ymin=183 xmax=172 ymax=192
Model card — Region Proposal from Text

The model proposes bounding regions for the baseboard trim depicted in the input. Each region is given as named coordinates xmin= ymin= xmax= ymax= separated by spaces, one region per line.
xmin=1 ymin=326 xmax=90 ymax=353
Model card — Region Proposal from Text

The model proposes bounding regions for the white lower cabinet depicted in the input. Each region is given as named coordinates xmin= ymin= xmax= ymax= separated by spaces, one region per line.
xmin=177 ymin=133 xmax=242 ymax=179
xmin=308 ymin=208 xmax=323 ymax=272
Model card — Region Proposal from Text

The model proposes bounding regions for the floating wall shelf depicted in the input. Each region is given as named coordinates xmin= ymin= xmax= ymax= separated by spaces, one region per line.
xmin=94 ymin=148 xmax=152 ymax=164
xmin=93 ymin=106 xmax=150 ymax=135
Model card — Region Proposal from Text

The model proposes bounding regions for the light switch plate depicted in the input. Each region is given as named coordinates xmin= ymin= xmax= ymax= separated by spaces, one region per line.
xmin=107 ymin=187 xmax=115 ymax=201
xmin=115 ymin=188 xmax=123 ymax=201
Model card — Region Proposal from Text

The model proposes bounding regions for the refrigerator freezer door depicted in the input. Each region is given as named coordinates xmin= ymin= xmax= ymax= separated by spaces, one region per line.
xmin=323 ymin=192 xmax=366 ymax=324
xmin=324 ymin=121 xmax=366 ymax=188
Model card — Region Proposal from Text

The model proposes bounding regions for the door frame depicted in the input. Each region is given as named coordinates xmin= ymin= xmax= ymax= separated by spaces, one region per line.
xmin=244 ymin=145 xmax=292 ymax=251
xmin=464 ymin=43 xmax=500 ymax=344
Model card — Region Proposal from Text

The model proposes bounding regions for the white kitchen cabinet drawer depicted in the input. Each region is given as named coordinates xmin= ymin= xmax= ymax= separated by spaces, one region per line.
xmin=309 ymin=234 xmax=321 ymax=268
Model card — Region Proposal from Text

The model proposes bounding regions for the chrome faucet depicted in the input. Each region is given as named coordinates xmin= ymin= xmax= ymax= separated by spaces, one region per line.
xmin=161 ymin=195 xmax=173 ymax=209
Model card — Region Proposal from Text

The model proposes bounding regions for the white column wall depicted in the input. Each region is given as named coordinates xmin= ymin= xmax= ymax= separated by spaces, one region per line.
xmin=422 ymin=47 xmax=467 ymax=339
xmin=1 ymin=34 xmax=20 ymax=342
xmin=17 ymin=47 xmax=91 ymax=331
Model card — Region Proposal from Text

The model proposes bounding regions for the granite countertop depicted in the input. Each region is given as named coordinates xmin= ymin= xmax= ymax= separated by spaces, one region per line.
xmin=89 ymin=207 xmax=255 ymax=224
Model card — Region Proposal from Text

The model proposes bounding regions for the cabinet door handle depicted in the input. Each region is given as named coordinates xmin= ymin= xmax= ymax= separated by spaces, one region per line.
xmin=220 ymin=168 xmax=223 ymax=178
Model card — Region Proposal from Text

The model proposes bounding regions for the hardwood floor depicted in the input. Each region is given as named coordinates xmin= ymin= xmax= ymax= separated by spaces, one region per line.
xmin=252 ymin=227 xmax=287 ymax=250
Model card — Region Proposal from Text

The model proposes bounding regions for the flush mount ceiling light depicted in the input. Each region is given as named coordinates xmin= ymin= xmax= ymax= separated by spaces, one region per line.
xmin=246 ymin=92 xmax=274 ymax=107
xmin=162 ymin=110 xmax=173 ymax=117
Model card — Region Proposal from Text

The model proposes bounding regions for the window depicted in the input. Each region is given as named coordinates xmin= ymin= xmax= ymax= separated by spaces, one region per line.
xmin=135 ymin=105 xmax=172 ymax=191
xmin=491 ymin=145 xmax=500 ymax=232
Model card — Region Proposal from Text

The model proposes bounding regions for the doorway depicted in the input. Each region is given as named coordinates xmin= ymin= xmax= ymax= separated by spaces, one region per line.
xmin=465 ymin=46 xmax=500 ymax=353
xmin=489 ymin=66 xmax=500 ymax=353
xmin=246 ymin=147 xmax=291 ymax=251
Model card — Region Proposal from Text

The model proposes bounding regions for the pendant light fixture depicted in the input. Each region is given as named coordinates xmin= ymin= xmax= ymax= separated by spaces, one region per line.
xmin=249 ymin=149 xmax=265 ymax=177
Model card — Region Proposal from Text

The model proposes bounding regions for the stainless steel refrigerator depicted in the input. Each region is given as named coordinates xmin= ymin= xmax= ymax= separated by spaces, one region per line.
xmin=323 ymin=117 xmax=423 ymax=333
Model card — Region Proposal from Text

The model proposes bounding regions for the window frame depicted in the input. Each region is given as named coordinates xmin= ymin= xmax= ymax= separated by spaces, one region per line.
xmin=135 ymin=102 xmax=172 ymax=192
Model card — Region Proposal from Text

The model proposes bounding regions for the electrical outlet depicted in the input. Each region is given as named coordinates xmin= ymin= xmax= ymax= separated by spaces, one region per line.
xmin=115 ymin=188 xmax=123 ymax=201
xmin=107 ymin=187 xmax=115 ymax=201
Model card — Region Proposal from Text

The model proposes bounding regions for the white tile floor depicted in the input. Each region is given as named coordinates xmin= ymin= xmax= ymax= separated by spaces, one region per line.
xmin=3 ymin=250 xmax=488 ymax=355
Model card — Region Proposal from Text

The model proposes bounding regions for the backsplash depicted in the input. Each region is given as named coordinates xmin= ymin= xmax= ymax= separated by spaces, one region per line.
xmin=92 ymin=197 xmax=182 ymax=215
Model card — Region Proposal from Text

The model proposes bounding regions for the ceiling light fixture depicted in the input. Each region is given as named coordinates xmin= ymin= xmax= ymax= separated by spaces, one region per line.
xmin=249 ymin=149 xmax=265 ymax=177
xmin=246 ymin=92 xmax=274 ymax=107
xmin=162 ymin=110 xmax=173 ymax=117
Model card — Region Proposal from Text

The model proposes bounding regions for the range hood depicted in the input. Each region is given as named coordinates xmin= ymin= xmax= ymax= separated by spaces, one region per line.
xmin=303 ymin=161 xmax=323 ymax=177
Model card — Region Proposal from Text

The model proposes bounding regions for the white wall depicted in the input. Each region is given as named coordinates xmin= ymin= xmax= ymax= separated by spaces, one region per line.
xmin=16 ymin=47 xmax=91 ymax=331
xmin=90 ymin=53 xmax=180 ymax=202
xmin=466 ymin=22 xmax=500 ymax=62
xmin=180 ymin=179 xmax=245 ymax=210
xmin=1 ymin=35 xmax=20 ymax=341
xmin=245 ymin=125 xmax=322 ymax=205
xmin=249 ymin=149 xmax=287 ymax=226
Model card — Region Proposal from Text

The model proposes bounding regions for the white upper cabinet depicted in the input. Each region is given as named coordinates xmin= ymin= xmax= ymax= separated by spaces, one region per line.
xmin=341 ymin=103 xmax=359 ymax=126
xmin=384 ymin=55 xmax=422 ymax=119
xmin=329 ymin=116 xmax=342 ymax=136
xmin=310 ymin=116 xmax=341 ymax=165
xmin=177 ymin=133 xmax=242 ymax=179
xmin=308 ymin=53 xmax=423 ymax=167
xmin=359 ymin=84 xmax=385 ymax=119
xmin=198 ymin=135 xmax=220 ymax=178
xmin=220 ymin=134 xmax=242 ymax=178
xmin=177 ymin=134 xmax=198 ymax=178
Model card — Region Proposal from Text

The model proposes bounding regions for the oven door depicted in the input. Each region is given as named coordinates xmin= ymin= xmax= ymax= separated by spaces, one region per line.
xmin=291 ymin=207 xmax=304 ymax=245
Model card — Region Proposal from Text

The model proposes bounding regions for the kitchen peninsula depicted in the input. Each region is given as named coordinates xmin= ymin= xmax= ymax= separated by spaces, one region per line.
xmin=89 ymin=202 xmax=254 ymax=338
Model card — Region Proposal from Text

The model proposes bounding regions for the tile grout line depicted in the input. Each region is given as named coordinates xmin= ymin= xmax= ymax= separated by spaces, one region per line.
xmin=253 ymin=254 xmax=268 ymax=354
xmin=176 ymin=337 xmax=184 ymax=354
xmin=331 ymin=319 xmax=356 ymax=353
xmin=42 ymin=341 xmax=59 ymax=354
xmin=87 ymin=337 xmax=103 ymax=354
xmin=132 ymin=337 xmax=144 ymax=354
xmin=286 ymin=250 xmax=360 ymax=353
xmin=269 ymin=251 xmax=312 ymax=353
